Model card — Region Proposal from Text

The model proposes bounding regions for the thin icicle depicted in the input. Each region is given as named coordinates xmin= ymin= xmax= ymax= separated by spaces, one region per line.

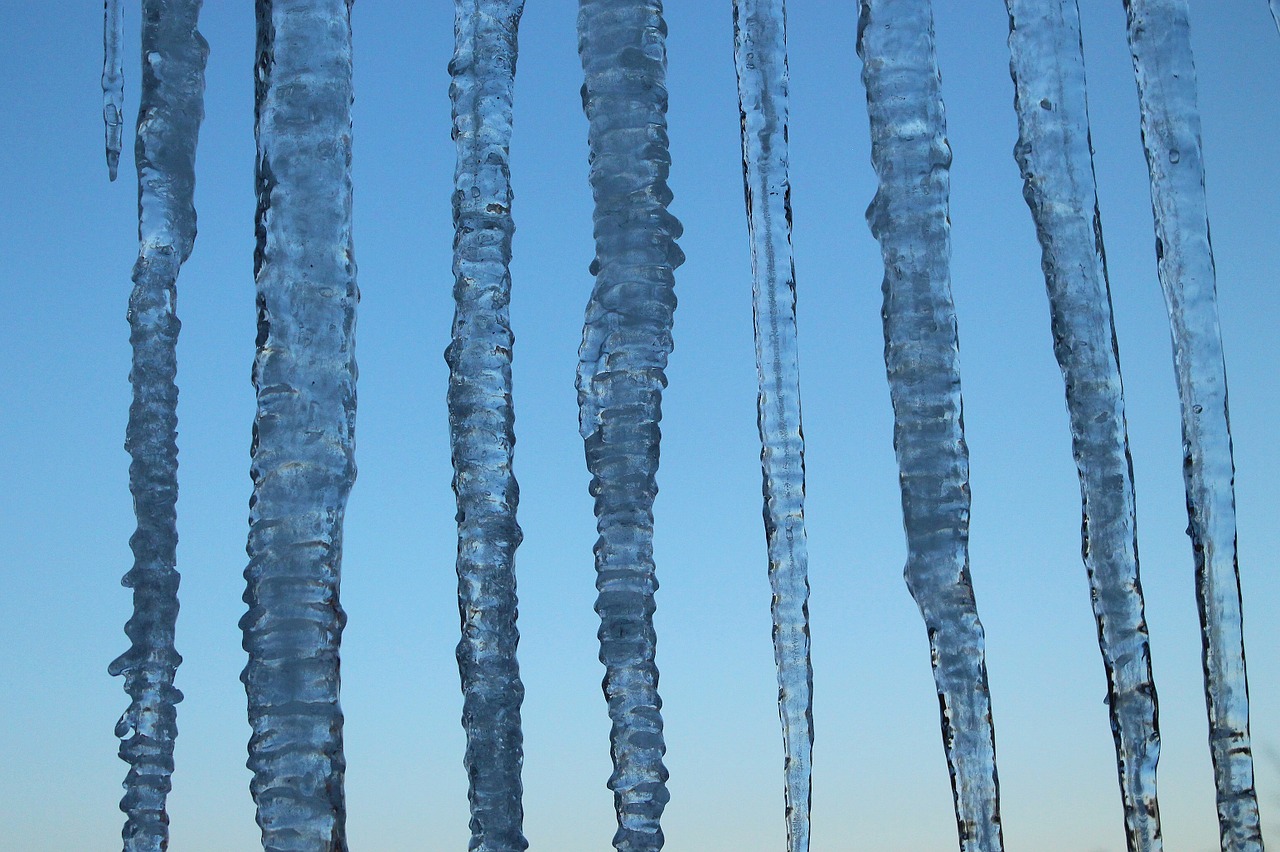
xmin=576 ymin=1 xmax=683 ymax=849
xmin=102 ymin=0 xmax=124 ymax=180
xmin=1004 ymin=3 xmax=1162 ymax=849
xmin=107 ymin=2 xmax=207 ymax=850
xmin=446 ymin=1 xmax=528 ymax=849
xmin=241 ymin=1 xmax=357 ymax=849
xmin=1270 ymin=1 xmax=1280 ymax=35
xmin=1123 ymin=2 xmax=1263 ymax=849
xmin=731 ymin=2 xmax=813 ymax=851
xmin=856 ymin=2 xmax=1003 ymax=850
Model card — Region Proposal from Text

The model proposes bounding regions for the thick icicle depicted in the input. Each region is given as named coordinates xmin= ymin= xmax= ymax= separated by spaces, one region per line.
xmin=107 ymin=2 xmax=207 ymax=850
xmin=576 ymin=1 xmax=683 ymax=849
xmin=446 ymin=1 xmax=528 ymax=850
xmin=731 ymin=3 xmax=813 ymax=851
xmin=103 ymin=0 xmax=125 ymax=181
xmin=1004 ymin=3 xmax=1162 ymax=848
xmin=241 ymin=1 xmax=357 ymax=849
xmin=1123 ymin=2 xmax=1263 ymax=849
xmin=856 ymin=2 xmax=1003 ymax=850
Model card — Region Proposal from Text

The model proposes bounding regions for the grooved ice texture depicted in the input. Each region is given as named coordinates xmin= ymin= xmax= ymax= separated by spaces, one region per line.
xmin=576 ymin=1 xmax=684 ymax=849
xmin=856 ymin=2 xmax=1003 ymax=850
xmin=1123 ymin=2 xmax=1263 ymax=849
xmin=731 ymin=2 xmax=814 ymax=850
xmin=1004 ymin=2 xmax=1162 ymax=848
xmin=447 ymin=1 xmax=529 ymax=849
xmin=242 ymin=1 xmax=357 ymax=849
xmin=107 ymin=2 xmax=206 ymax=850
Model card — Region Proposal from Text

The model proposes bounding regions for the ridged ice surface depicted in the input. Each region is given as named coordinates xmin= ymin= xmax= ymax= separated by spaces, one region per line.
xmin=856 ymin=2 xmax=1003 ymax=850
xmin=1123 ymin=2 xmax=1263 ymax=849
xmin=576 ymin=1 xmax=684 ymax=849
xmin=242 ymin=1 xmax=357 ymax=849
xmin=446 ymin=2 xmax=528 ymax=850
xmin=1004 ymin=2 xmax=1162 ymax=848
xmin=106 ymin=2 xmax=207 ymax=850
xmin=102 ymin=0 xmax=124 ymax=180
xmin=731 ymin=2 xmax=813 ymax=851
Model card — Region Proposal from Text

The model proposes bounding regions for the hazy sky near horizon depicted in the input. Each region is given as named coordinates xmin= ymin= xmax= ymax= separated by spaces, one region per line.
xmin=2 ymin=1 xmax=1278 ymax=849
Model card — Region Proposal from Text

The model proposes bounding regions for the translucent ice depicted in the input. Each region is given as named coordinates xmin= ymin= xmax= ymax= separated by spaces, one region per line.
xmin=1124 ymin=2 xmax=1263 ymax=849
xmin=446 ymin=1 xmax=529 ymax=849
xmin=576 ymin=0 xmax=684 ymax=848
xmin=732 ymin=2 xmax=813 ymax=850
xmin=1004 ymin=2 xmax=1162 ymax=847
xmin=241 ymin=1 xmax=358 ymax=848
xmin=107 ymin=2 xmax=207 ymax=850
xmin=857 ymin=1 xmax=1003 ymax=849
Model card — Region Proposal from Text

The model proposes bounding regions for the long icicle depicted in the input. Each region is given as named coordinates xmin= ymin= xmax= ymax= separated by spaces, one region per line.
xmin=1004 ymin=2 xmax=1162 ymax=849
xmin=576 ymin=1 xmax=683 ymax=849
xmin=446 ymin=1 xmax=528 ymax=849
xmin=856 ymin=2 xmax=1003 ymax=850
xmin=107 ymin=1 xmax=207 ymax=850
xmin=731 ymin=2 xmax=813 ymax=850
xmin=1122 ymin=2 xmax=1263 ymax=849
xmin=102 ymin=0 xmax=125 ymax=181
xmin=241 ymin=1 xmax=357 ymax=848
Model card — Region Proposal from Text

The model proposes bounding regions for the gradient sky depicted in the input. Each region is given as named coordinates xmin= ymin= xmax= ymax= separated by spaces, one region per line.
xmin=3 ymin=1 xmax=1278 ymax=850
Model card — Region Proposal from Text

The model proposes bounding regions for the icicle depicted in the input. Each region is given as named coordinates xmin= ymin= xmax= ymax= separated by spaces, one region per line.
xmin=446 ymin=2 xmax=528 ymax=850
xmin=241 ymin=0 xmax=357 ymax=849
xmin=1270 ymin=1 xmax=1280 ymax=36
xmin=855 ymin=2 xmax=1003 ymax=850
xmin=1004 ymin=2 xmax=1163 ymax=848
xmin=106 ymin=1 xmax=207 ymax=850
xmin=576 ymin=1 xmax=683 ymax=849
xmin=102 ymin=0 xmax=125 ymax=181
xmin=1123 ymin=2 xmax=1264 ymax=849
xmin=731 ymin=2 xmax=813 ymax=851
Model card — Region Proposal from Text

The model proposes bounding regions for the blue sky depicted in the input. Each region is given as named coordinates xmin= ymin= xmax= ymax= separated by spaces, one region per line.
xmin=2 ymin=1 xmax=1278 ymax=849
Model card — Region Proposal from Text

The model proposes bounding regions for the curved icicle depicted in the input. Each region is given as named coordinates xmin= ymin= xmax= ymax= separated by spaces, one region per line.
xmin=106 ymin=1 xmax=207 ymax=850
xmin=731 ymin=2 xmax=813 ymax=850
xmin=1004 ymin=3 xmax=1163 ymax=848
xmin=446 ymin=1 xmax=529 ymax=849
xmin=576 ymin=1 xmax=684 ymax=849
xmin=1122 ymin=2 xmax=1263 ymax=849
xmin=103 ymin=0 xmax=125 ymax=181
xmin=241 ymin=1 xmax=357 ymax=849
xmin=855 ymin=2 xmax=1003 ymax=850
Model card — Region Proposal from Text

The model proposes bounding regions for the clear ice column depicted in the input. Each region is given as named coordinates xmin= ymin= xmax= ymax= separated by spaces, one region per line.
xmin=576 ymin=1 xmax=684 ymax=849
xmin=446 ymin=1 xmax=528 ymax=850
xmin=731 ymin=2 xmax=814 ymax=851
xmin=1123 ymin=2 xmax=1263 ymax=849
xmin=107 ymin=3 xmax=207 ymax=851
xmin=1004 ymin=2 xmax=1162 ymax=849
xmin=856 ymin=2 xmax=1003 ymax=850
xmin=241 ymin=1 xmax=357 ymax=849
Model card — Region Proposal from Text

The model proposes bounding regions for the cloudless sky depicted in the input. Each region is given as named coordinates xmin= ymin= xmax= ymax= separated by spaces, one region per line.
xmin=2 ymin=1 xmax=1278 ymax=850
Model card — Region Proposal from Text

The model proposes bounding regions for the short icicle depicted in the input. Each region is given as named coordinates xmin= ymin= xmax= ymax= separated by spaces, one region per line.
xmin=1122 ymin=2 xmax=1264 ymax=849
xmin=107 ymin=1 xmax=207 ymax=850
xmin=731 ymin=2 xmax=814 ymax=851
xmin=446 ymin=1 xmax=529 ymax=849
xmin=1004 ymin=2 xmax=1162 ymax=849
xmin=102 ymin=0 xmax=125 ymax=181
xmin=855 ymin=2 xmax=1003 ymax=850
xmin=576 ymin=1 xmax=684 ymax=849
xmin=241 ymin=1 xmax=357 ymax=849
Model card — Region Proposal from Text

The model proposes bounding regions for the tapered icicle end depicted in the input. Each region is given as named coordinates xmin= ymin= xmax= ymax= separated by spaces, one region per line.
xmin=107 ymin=145 xmax=121 ymax=182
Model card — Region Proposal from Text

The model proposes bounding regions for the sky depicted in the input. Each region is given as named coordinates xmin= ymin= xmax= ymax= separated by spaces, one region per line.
xmin=2 ymin=1 xmax=1278 ymax=850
